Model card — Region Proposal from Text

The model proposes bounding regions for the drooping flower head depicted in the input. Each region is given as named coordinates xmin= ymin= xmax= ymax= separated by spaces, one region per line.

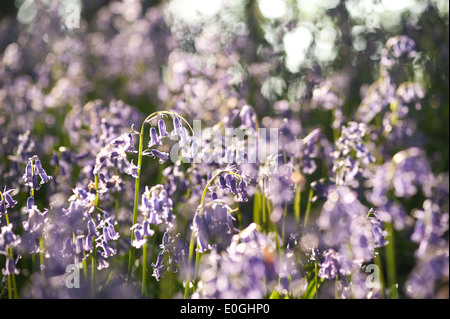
xmin=22 ymin=155 xmax=53 ymax=191
xmin=192 ymin=200 xmax=237 ymax=253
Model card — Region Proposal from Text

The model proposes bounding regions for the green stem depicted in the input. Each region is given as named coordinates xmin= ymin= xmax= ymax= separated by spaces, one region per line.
xmin=315 ymin=260 xmax=318 ymax=299
xmin=294 ymin=183 xmax=301 ymax=222
xmin=94 ymin=174 xmax=99 ymax=207
xmin=169 ymin=270 xmax=173 ymax=298
xmin=262 ymin=184 xmax=267 ymax=232
xmin=282 ymin=203 xmax=287 ymax=243
xmin=32 ymin=253 xmax=35 ymax=276
xmin=128 ymin=111 xmax=193 ymax=282
xmin=91 ymin=254 xmax=95 ymax=298
xmin=303 ymin=188 xmax=314 ymax=227
xmin=39 ymin=237 xmax=45 ymax=284
xmin=142 ymin=240 xmax=148 ymax=296
xmin=128 ymin=129 xmax=144 ymax=281
xmin=385 ymin=222 xmax=397 ymax=299
xmin=253 ymin=191 xmax=261 ymax=225
xmin=335 ymin=275 xmax=339 ymax=299
xmin=7 ymin=272 xmax=12 ymax=299
xmin=236 ymin=203 xmax=242 ymax=229
xmin=82 ymin=256 xmax=88 ymax=282
xmin=194 ymin=248 xmax=200 ymax=290
xmin=11 ymin=263 xmax=17 ymax=299
xmin=374 ymin=252 xmax=386 ymax=298
xmin=185 ymin=231 xmax=196 ymax=299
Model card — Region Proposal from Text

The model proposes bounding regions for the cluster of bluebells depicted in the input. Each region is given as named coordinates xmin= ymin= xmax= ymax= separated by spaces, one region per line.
xmin=133 ymin=185 xmax=175 ymax=240
xmin=331 ymin=122 xmax=375 ymax=187
xmin=0 ymin=189 xmax=21 ymax=277
xmin=0 ymin=0 xmax=448 ymax=300
xmin=0 ymin=223 xmax=21 ymax=277
xmin=55 ymin=186 xmax=120 ymax=270
xmin=193 ymin=201 xmax=237 ymax=253
xmin=22 ymin=156 xmax=53 ymax=191
xmin=193 ymin=223 xmax=279 ymax=299
xmin=216 ymin=173 xmax=248 ymax=203
xmin=317 ymin=187 xmax=388 ymax=262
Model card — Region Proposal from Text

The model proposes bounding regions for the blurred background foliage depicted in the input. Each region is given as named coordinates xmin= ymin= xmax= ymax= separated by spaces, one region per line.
xmin=1 ymin=0 xmax=447 ymax=173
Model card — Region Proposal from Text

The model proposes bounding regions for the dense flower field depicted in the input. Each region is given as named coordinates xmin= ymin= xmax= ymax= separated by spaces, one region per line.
xmin=0 ymin=0 xmax=448 ymax=299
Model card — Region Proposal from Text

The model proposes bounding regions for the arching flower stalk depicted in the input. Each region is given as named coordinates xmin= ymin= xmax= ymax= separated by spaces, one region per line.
xmin=184 ymin=169 xmax=243 ymax=298
xmin=127 ymin=111 xmax=194 ymax=284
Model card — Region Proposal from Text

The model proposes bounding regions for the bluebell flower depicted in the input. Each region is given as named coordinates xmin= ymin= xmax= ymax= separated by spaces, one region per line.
xmin=84 ymin=235 xmax=93 ymax=251
xmin=215 ymin=172 xmax=248 ymax=202
xmin=318 ymin=249 xmax=355 ymax=280
xmin=93 ymin=133 xmax=137 ymax=177
xmin=265 ymin=162 xmax=295 ymax=206
xmin=148 ymin=127 xmax=161 ymax=148
xmin=151 ymin=251 xmax=166 ymax=280
xmin=151 ymin=231 xmax=188 ymax=281
xmin=149 ymin=149 xmax=169 ymax=163
xmin=239 ymin=105 xmax=257 ymax=129
xmin=124 ymin=160 xmax=139 ymax=178
xmin=381 ymin=35 xmax=417 ymax=68
xmin=158 ymin=119 xmax=169 ymax=138
xmin=131 ymin=225 xmax=147 ymax=249
xmin=100 ymin=240 xmax=116 ymax=258
xmin=103 ymin=227 xmax=113 ymax=242
xmin=0 ymin=201 xmax=5 ymax=219
xmin=32 ymin=174 xmax=40 ymax=190
xmin=318 ymin=186 xmax=384 ymax=263
xmin=35 ymin=159 xmax=53 ymax=185
xmin=170 ymin=116 xmax=190 ymax=147
xmin=22 ymin=204 xmax=47 ymax=236
xmin=219 ymin=175 xmax=227 ymax=190
xmin=2 ymin=188 xmax=17 ymax=208
xmin=1 ymin=223 xmax=21 ymax=252
xmin=411 ymin=200 xmax=449 ymax=259
xmin=141 ymin=186 xmax=174 ymax=227
xmin=23 ymin=156 xmax=53 ymax=190
xmin=2 ymin=256 xmax=20 ymax=276
xmin=172 ymin=117 xmax=183 ymax=136
xmin=96 ymin=250 xmax=110 ymax=270
xmin=300 ymin=128 xmax=322 ymax=175
xmin=27 ymin=196 xmax=35 ymax=210
xmin=131 ymin=220 xmax=154 ymax=249
xmin=75 ymin=235 xmax=85 ymax=255
xmin=22 ymin=163 xmax=33 ymax=188
xmin=391 ymin=148 xmax=432 ymax=198
xmin=311 ymin=178 xmax=328 ymax=202
xmin=368 ymin=210 xmax=388 ymax=248
xmin=332 ymin=122 xmax=374 ymax=187
xmin=87 ymin=219 xmax=98 ymax=237
xmin=142 ymin=220 xmax=154 ymax=237
xmin=61 ymin=237 xmax=74 ymax=258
